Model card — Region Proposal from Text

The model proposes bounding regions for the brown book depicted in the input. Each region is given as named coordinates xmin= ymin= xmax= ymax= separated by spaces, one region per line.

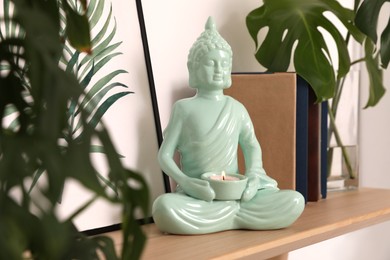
xmin=225 ymin=73 xmax=296 ymax=190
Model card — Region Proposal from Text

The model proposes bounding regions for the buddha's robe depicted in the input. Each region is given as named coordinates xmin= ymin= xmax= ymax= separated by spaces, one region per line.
xmin=153 ymin=97 xmax=304 ymax=234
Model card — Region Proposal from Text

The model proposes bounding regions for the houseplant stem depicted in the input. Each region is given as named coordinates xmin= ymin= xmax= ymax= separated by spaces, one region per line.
xmin=327 ymin=102 xmax=355 ymax=179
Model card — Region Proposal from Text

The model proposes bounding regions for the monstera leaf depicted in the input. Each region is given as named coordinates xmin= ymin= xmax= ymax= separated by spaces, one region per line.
xmin=356 ymin=0 xmax=390 ymax=69
xmin=246 ymin=0 xmax=364 ymax=102
xmin=362 ymin=36 xmax=387 ymax=108
xmin=355 ymin=0 xmax=389 ymax=107
xmin=246 ymin=0 xmax=389 ymax=181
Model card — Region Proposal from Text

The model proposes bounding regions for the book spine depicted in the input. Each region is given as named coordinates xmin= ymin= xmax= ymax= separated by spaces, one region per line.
xmin=295 ymin=76 xmax=309 ymax=202
xmin=307 ymin=88 xmax=321 ymax=202
xmin=321 ymin=102 xmax=328 ymax=199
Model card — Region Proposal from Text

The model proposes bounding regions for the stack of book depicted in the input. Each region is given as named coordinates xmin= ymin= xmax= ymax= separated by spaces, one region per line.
xmin=226 ymin=73 xmax=327 ymax=202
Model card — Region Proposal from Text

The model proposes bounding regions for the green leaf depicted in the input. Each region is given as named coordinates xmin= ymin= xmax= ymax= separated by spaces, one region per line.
xmin=62 ymin=0 xmax=92 ymax=53
xmin=65 ymin=195 xmax=98 ymax=221
xmin=90 ymin=6 xmax=114 ymax=47
xmin=92 ymin=236 xmax=119 ymax=260
xmin=3 ymin=0 xmax=12 ymax=38
xmin=65 ymin=229 xmax=100 ymax=259
xmin=78 ymin=0 xmax=88 ymax=11
xmin=28 ymin=168 xmax=45 ymax=194
xmin=89 ymin=144 xmax=106 ymax=153
xmin=36 ymin=213 xmax=72 ymax=259
xmin=355 ymin=0 xmax=390 ymax=68
xmin=82 ymin=83 xmax=129 ymax=115
xmin=38 ymin=142 xmax=66 ymax=204
xmin=355 ymin=0 xmax=388 ymax=43
xmin=3 ymin=104 xmax=17 ymax=117
xmin=35 ymin=0 xmax=61 ymax=33
xmin=92 ymin=51 xmax=123 ymax=75
xmin=88 ymin=0 xmax=105 ymax=30
xmin=5 ymin=117 xmax=20 ymax=131
xmin=0 ymin=137 xmax=37 ymax=191
xmin=96 ymin=172 xmax=119 ymax=196
xmin=0 ymin=69 xmax=30 ymax=134
xmin=90 ymin=144 xmax=125 ymax=158
xmin=246 ymin=0 xmax=362 ymax=101
xmin=1 ymin=0 xmax=144 ymax=258
xmin=70 ymin=83 xmax=130 ymax=137
xmin=0 ymin=196 xmax=41 ymax=258
xmin=61 ymin=44 xmax=75 ymax=65
xmin=364 ymin=39 xmax=386 ymax=108
xmin=2 ymin=104 xmax=22 ymax=135
xmin=80 ymin=60 xmax=95 ymax=88
xmin=77 ymin=69 xmax=127 ymax=113
xmin=65 ymin=136 xmax=106 ymax=196
xmin=79 ymin=29 xmax=119 ymax=77
xmin=88 ymin=91 xmax=130 ymax=129
xmin=65 ymin=51 xmax=80 ymax=74
xmin=90 ymin=16 xmax=117 ymax=55
xmin=123 ymin=169 xmax=150 ymax=216
xmin=80 ymin=38 xmax=121 ymax=74
xmin=380 ymin=17 xmax=390 ymax=68
xmin=86 ymin=0 xmax=99 ymax=19
xmin=121 ymin=213 xmax=146 ymax=260
xmin=80 ymin=50 xmax=122 ymax=85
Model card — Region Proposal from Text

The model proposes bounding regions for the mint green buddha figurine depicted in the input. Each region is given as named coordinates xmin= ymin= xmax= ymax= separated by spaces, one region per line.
xmin=152 ymin=17 xmax=304 ymax=235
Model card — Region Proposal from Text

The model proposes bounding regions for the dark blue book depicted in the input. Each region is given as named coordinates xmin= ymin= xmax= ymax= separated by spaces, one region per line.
xmin=295 ymin=76 xmax=328 ymax=202
xmin=321 ymin=102 xmax=328 ymax=199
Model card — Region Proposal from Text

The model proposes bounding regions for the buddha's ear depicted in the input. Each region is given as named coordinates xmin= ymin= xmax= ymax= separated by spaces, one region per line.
xmin=223 ymin=68 xmax=232 ymax=89
xmin=187 ymin=61 xmax=198 ymax=89
xmin=223 ymin=77 xmax=232 ymax=89
xmin=226 ymin=77 xmax=232 ymax=88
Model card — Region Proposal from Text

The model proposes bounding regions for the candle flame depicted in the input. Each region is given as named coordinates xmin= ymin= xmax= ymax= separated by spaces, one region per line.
xmin=221 ymin=170 xmax=226 ymax=180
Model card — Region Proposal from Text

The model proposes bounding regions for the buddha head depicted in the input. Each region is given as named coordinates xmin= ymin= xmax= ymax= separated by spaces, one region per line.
xmin=187 ymin=17 xmax=233 ymax=90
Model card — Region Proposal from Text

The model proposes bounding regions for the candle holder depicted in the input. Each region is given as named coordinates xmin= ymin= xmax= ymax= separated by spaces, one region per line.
xmin=201 ymin=172 xmax=248 ymax=200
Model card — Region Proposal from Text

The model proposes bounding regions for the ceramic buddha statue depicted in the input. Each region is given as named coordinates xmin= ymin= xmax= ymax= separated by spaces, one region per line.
xmin=152 ymin=17 xmax=304 ymax=235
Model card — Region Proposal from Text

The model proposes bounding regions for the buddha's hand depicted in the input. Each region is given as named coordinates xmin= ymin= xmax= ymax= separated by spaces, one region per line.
xmin=241 ymin=175 xmax=260 ymax=202
xmin=181 ymin=177 xmax=215 ymax=202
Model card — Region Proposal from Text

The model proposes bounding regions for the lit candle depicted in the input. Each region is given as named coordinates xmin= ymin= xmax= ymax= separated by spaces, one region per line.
xmin=201 ymin=171 xmax=248 ymax=200
xmin=210 ymin=171 xmax=239 ymax=181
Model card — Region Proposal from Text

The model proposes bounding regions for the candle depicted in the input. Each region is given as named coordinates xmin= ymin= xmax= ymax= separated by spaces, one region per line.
xmin=209 ymin=171 xmax=240 ymax=181
xmin=201 ymin=171 xmax=248 ymax=200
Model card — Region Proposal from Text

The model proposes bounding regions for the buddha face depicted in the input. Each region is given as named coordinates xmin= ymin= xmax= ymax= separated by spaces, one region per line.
xmin=190 ymin=49 xmax=232 ymax=90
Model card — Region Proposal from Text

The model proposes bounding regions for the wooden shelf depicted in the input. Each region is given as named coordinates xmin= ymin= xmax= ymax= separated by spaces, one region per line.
xmin=105 ymin=188 xmax=390 ymax=259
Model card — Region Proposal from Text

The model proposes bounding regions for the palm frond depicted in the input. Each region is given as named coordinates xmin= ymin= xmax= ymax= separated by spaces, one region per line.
xmin=60 ymin=0 xmax=131 ymax=142
xmin=2 ymin=0 xmax=132 ymax=195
